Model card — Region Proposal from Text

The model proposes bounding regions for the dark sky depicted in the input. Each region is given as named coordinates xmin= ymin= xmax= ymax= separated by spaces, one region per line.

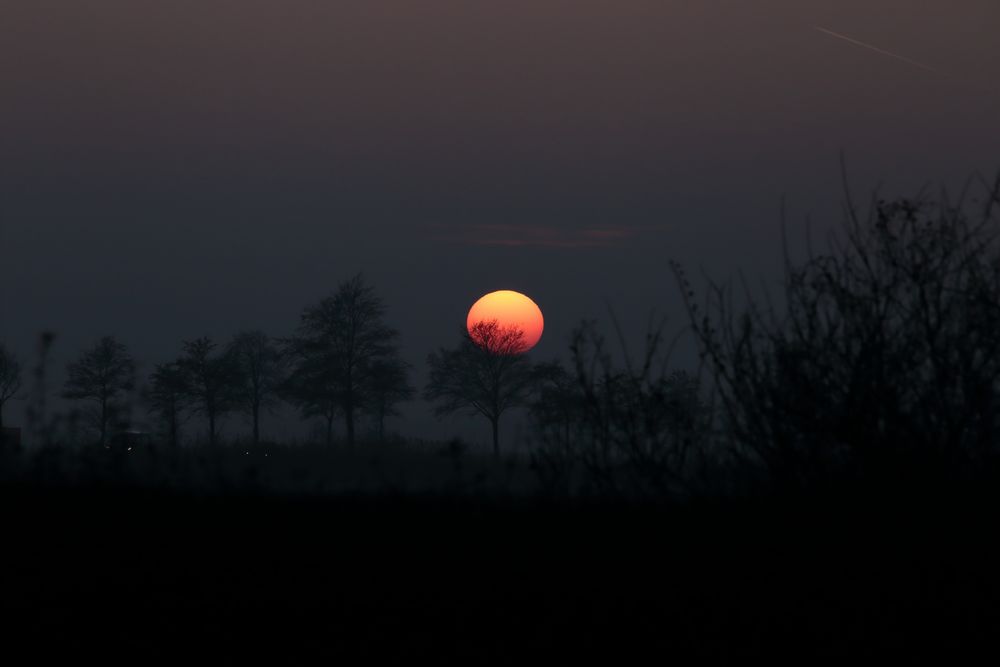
xmin=3 ymin=0 xmax=999 ymax=443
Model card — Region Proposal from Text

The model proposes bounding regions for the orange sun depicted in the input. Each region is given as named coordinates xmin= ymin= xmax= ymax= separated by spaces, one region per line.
xmin=467 ymin=290 xmax=544 ymax=352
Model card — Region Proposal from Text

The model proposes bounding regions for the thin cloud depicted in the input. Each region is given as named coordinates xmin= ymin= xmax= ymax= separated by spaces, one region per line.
xmin=430 ymin=224 xmax=660 ymax=248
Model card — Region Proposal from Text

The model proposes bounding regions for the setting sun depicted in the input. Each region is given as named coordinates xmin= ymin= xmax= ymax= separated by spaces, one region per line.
xmin=466 ymin=290 xmax=544 ymax=352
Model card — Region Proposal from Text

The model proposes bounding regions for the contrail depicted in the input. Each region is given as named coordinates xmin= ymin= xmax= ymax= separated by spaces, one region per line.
xmin=815 ymin=27 xmax=943 ymax=76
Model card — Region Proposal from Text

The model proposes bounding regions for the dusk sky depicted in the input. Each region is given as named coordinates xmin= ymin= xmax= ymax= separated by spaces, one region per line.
xmin=3 ymin=1 xmax=999 ymax=442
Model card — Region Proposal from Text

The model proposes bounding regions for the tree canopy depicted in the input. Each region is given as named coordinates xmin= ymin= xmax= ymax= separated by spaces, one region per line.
xmin=63 ymin=336 xmax=136 ymax=446
xmin=425 ymin=320 xmax=538 ymax=457
xmin=285 ymin=274 xmax=407 ymax=446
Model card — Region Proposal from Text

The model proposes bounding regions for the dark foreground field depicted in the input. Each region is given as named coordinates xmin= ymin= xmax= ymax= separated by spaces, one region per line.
xmin=3 ymin=477 xmax=1000 ymax=662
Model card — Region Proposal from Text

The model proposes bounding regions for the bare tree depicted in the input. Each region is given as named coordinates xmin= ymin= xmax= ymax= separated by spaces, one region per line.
xmin=146 ymin=362 xmax=189 ymax=448
xmin=178 ymin=337 xmax=238 ymax=446
xmin=425 ymin=320 xmax=537 ymax=457
xmin=227 ymin=331 xmax=285 ymax=444
xmin=0 ymin=344 xmax=23 ymax=430
xmin=367 ymin=357 xmax=414 ymax=442
xmin=280 ymin=360 xmax=339 ymax=445
xmin=63 ymin=336 xmax=136 ymax=447
xmin=25 ymin=332 xmax=56 ymax=447
xmin=286 ymin=274 xmax=402 ymax=447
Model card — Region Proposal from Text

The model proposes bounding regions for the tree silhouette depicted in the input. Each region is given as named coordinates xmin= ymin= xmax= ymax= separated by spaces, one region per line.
xmin=367 ymin=357 xmax=414 ymax=442
xmin=0 ymin=344 xmax=23 ymax=431
xmin=280 ymin=357 xmax=339 ymax=446
xmin=178 ymin=337 xmax=238 ymax=446
xmin=146 ymin=362 xmax=189 ymax=448
xmin=286 ymin=274 xmax=402 ymax=447
xmin=63 ymin=336 xmax=136 ymax=447
xmin=425 ymin=319 xmax=537 ymax=457
xmin=227 ymin=331 xmax=285 ymax=444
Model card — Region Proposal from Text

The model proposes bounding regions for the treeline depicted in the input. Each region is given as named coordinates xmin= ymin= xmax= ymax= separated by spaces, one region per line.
xmin=2 ymin=275 xmax=414 ymax=450
xmin=3 ymin=175 xmax=1000 ymax=499
xmin=0 ymin=269 xmax=706 ymax=484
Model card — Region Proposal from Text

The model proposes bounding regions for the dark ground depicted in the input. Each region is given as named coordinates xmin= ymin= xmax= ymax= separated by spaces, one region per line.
xmin=3 ymin=476 xmax=999 ymax=662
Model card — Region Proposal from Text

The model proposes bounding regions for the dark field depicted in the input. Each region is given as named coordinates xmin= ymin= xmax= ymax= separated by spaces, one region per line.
xmin=3 ymin=464 xmax=999 ymax=661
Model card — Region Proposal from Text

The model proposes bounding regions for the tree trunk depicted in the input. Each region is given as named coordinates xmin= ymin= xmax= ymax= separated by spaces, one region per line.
xmin=169 ymin=412 xmax=179 ymax=448
xmin=208 ymin=410 xmax=217 ymax=447
xmin=345 ymin=366 xmax=355 ymax=447
xmin=100 ymin=397 xmax=108 ymax=447
xmin=325 ymin=413 xmax=335 ymax=446
xmin=345 ymin=400 xmax=355 ymax=448
xmin=252 ymin=403 xmax=260 ymax=445
xmin=491 ymin=417 xmax=500 ymax=458
xmin=0 ymin=403 xmax=5 ymax=430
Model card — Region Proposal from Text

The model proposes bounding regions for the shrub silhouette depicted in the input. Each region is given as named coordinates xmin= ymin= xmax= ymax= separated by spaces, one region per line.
xmin=0 ymin=344 xmax=23 ymax=431
xmin=674 ymin=174 xmax=1000 ymax=489
xmin=529 ymin=319 xmax=708 ymax=499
